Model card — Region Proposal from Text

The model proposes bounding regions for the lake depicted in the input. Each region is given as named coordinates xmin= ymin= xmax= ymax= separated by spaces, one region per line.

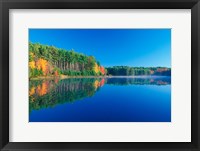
xmin=29 ymin=76 xmax=171 ymax=122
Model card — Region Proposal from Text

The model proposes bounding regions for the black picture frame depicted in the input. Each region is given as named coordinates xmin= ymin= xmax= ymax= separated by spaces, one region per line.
xmin=0 ymin=0 xmax=200 ymax=150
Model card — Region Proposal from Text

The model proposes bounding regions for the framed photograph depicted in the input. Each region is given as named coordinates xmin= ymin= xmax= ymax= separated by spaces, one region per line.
xmin=1 ymin=0 xmax=200 ymax=150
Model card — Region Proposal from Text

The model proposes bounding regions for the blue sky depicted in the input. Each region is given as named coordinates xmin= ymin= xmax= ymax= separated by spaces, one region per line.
xmin=29 ymin=29 xmax=171 ymax=67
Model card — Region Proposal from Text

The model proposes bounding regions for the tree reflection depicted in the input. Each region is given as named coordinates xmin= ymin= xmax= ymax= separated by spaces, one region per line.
xmin=106 ymin=76 xmax=171 ymax=86
xmin=29 ymin=77 xmax=170 ymax=112
xmin=29 ymin=78 xmax=105 ymax=112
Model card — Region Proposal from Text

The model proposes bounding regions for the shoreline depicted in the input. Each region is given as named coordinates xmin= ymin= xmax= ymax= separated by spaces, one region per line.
xmin=29 ymin=75 xmax=171 ymax=80
xmin=30 ymin=75 xmax=109 ymax=80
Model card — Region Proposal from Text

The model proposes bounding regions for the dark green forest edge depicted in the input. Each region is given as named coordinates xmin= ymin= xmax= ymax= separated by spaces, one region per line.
xmin=29 ymin=43 xmax=171 ymax=79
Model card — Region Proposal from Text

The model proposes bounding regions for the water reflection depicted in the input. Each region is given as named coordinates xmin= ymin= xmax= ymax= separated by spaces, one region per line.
xmin=29 ymin=76 xmax=170 ymax=112
xmin=106 ymin=76 xmax=170 ymax=85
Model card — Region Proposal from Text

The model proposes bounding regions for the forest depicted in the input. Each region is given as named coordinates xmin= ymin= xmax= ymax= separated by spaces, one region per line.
xmin=29 ymin=42 xmax=106 ymax=78
xmin=106 ymin=66 xmax=171 ymax=76
xmin=29 ymin=43 xmax=171 ymax=78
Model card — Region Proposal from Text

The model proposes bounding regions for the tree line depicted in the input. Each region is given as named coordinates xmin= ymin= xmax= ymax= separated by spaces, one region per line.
xmin=29 ymin=43 xmax=106 ymax=78
xmin=29 ymin=42 xmax=171 ymax=78
xmin=106 ymin=66 xmax=171 ymax=76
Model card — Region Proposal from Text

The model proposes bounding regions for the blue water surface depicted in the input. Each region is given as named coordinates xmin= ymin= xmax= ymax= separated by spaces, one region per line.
xmin=29 ymin=77 xmax=171 ymax=122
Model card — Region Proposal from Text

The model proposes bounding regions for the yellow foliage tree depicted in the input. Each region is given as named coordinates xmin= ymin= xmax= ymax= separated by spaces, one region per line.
xmin=29 ymin=61 xmax=36 ymax=69
xmin=93 ymin=63 xmax=99 ymax=74
xmin=36 ymin=58 xmax=49 ymax=75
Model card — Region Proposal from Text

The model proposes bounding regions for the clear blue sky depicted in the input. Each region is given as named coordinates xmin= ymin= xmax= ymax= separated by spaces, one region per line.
xmin=29 ymin=29 xmax=171 ymax=67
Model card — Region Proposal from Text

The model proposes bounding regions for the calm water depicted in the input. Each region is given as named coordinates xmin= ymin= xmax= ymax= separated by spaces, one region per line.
xmin=29 ymin=76 xmax=171 ymax=122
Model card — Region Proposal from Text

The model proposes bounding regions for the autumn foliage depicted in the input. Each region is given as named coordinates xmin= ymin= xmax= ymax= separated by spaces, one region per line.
xmin=36 ymin=58 xmax=49 ymax=75
xmin=93 ymin=63 xmax=99 ymax=74
xmin=29 ymin=43 xmax=106 ymax=78
xmin=29 ymin=52 xmax=52 ymax=77
xmin=29 ymin=61 xmax=36 ymax=69
xmin=93 ymin=63 xmax=106 ymax=75
xmin=100 ymin=66 xmax=105 ymax=75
